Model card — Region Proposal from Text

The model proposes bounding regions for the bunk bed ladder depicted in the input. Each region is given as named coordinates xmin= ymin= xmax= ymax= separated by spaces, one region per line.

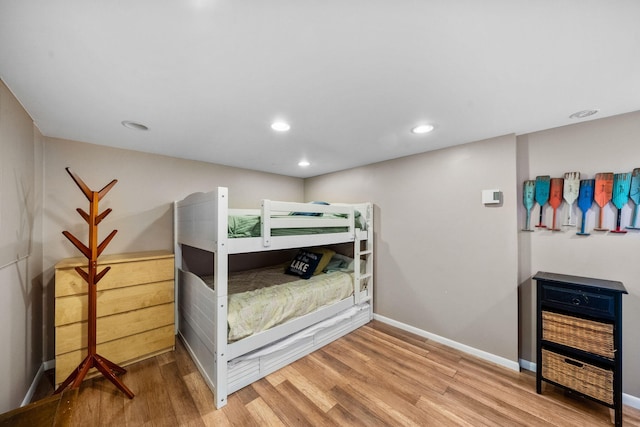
xmin=353 ymin=203 xmax=374 ymax=318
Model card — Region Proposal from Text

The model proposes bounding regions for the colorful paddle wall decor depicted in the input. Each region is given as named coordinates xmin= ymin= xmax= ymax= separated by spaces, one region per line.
xmin=562 ymin=172 xmax=580 ymax=226
xmin=534 ymin=176 xmax=550 ymax=228
xmin=576 ymin=179 xmax=595 ymax=236
xmin=523 ymin=180 xmax=535 ymax=231
xmin=523 ymin=169 xmax=639 ymax=236
xmin=611 ymin=172 xmax=631 ymax=233
xmin=549 ymin=178 xmax=564 ymax=231
xmin=627 ymin=168 xmax=640 ymax=230
xmin=594 ymin=173 xmax=614 ymax=231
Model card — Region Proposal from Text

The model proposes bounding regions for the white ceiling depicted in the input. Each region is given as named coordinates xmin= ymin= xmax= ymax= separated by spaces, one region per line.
xmin=1 ymin=1 xmax=639 ymax=178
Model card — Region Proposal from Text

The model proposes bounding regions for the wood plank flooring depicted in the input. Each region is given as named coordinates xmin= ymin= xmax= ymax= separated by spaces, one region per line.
xmin=35 ymin=320 xmax=640 ymax=426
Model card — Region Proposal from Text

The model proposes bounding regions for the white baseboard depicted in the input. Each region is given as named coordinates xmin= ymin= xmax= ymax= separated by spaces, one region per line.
xmin=519 ymin=359 xmax=640 ymax=410
xmin=373 ymin=314 xmax=520 ymax=372
xmin=21 ymin=364 xmax=44 ymax=407
xmin=519 ymin=358 xmax=536 ymax=372
xmin=43 ymin=359 xmax=55 ymax=371
xmin=624 ymin=393 xmax=640 ymax=410
xmin=21 ymin=359 xmax=55 ymax=407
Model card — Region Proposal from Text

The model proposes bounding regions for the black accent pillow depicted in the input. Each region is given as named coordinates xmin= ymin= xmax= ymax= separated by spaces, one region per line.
xmin=285 ymin=250 xmax=322 ymax=279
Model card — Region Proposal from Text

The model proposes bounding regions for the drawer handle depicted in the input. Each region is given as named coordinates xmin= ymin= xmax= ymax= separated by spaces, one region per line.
xmin=571 ymin=295 xmax=589 ymax=306
xmin=565 ymin=358 xmax=584 ymax=368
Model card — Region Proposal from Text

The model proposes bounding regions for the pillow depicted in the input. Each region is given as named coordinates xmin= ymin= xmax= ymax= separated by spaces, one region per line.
xmin=324 ymin=257 xmax=348 ymax=272
xmin=284 ymin=249 xmax=322 ymax=279
xmin=327 ymin=254 xmax=354 ymax=271
xmin=290 ymin=201 xmax=330 ymax=216
xmin=308 ymin=247 xmax=336 ymax=275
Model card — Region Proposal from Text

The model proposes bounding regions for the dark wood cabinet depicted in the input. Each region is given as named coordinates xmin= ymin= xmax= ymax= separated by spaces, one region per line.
xmin=535 ymin=271 xmax=627 ymax=426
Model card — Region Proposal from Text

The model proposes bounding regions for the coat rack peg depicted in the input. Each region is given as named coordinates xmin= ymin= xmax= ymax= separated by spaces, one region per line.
xmin=76 ymin=208 xmax=90 ymax=223
xmin=94 ymin=266 xmax=111 ymax=284
xmin=65 ymin=167 xmax=94 ymax=202
xmin=97 ymin=230 xmax=118 ymax=256
xmin=74 ymin=267 xmax=89 ymax=283
xmin=95 ymin=208 xmax=112 ymax=225
xmin=98 ymin=179 xmax=118 ymax=199
xmin=62 ymin=231 xmax=90 ymax=258
xmin=54 ymin=168 xmax=134 ymax=399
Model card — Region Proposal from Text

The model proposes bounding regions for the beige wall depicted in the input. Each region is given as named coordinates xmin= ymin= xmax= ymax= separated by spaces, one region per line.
xmin=0 ymin=81 xmax=43 ymax=413
xmin=0 ymin=99 xmax=302 ymax=412
xmin=517 ymin=111 xmax=640 ymax=397
xmin=306 ymin=134 xmax=520 ymax=363
xmin=41 ymin=138 xmax=304 ymax=360
xmin=4 ymin=72 xmax=640 ymax=410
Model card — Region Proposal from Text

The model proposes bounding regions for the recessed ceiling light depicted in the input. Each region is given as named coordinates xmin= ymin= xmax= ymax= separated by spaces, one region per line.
xmin=271 ymin=121 xmax=291 ymax=132
xmin=121 ymin=120 xmax=149 ymax=131
xmin=411 ymin=124 xmax=434 ymax=134
xmin=569 ymin=109 xmax=599 ymax=119
xmin=298 ymin=160 xmax=310 ymax=167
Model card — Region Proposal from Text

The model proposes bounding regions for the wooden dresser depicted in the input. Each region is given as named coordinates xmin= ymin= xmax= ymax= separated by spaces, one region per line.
xmin=55 ymin=250 xmax=175 ymax=386
xmin=534 ymin=271 xmax=627 ymax=426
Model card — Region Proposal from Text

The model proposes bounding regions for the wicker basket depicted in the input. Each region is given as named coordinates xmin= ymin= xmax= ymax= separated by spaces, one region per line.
xmin=542 ymin=349 xmax=613 ymax=405
xmin=542 ymin=311 xmax=614 ymax=359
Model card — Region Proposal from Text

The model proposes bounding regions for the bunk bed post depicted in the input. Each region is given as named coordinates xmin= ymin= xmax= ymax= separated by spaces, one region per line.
xmin=213 ymin=187 xmax=229 ymax=408
xmin=173 ymin=201 xmax=180 ymax=334
xmin=261 ymin=199 xmax=271 ymax=248
xmin=348 ymin=205 xmax=355 ymax=238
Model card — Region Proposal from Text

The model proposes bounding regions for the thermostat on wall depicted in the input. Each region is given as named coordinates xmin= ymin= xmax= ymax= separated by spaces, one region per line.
xmin=482 ymin=189 xmax=502 ymax=205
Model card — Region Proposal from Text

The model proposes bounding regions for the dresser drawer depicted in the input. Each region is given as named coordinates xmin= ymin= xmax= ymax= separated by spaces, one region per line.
xmin=542 ymin=349 xmax=613 ymax=405
xmin=542 ymin=311 xmax=614 ymax=359
xmin=541 ymin=285 xmax=614 ymax=316
xmin=55 ymin=251 xmax=175 ymax=386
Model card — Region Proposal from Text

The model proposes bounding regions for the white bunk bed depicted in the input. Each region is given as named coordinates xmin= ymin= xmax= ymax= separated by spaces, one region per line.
xmin=174 ymin=187 xmax=373 ymax=408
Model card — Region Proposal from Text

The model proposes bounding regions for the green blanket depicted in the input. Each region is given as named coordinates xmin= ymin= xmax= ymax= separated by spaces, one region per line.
xmin=228 ymin=214 xmax=363 ymax=238
xmin=227 ymin=269 xmax=354 ymax=341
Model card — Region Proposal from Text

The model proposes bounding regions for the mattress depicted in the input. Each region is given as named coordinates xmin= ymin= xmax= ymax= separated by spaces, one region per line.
xmin=201 ymin=265 xmax=354 ymax=342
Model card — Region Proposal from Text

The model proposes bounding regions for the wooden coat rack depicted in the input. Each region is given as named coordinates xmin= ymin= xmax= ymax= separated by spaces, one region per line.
xmin=54 ymin=168 xmax=134 ymax=399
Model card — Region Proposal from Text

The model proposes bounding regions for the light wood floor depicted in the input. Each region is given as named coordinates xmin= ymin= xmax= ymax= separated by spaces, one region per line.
xmin=36 ymin=321 xmax=640 ymax=426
